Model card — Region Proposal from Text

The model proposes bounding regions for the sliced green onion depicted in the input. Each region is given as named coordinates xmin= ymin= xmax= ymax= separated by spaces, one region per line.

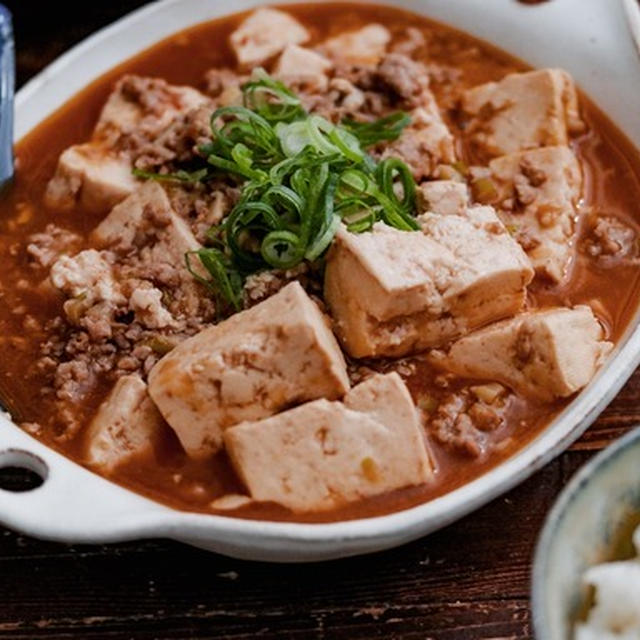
xmin=261 ymin=230 xmax=304 ymax=268
xmin=377 ymin=157 xmax=416 ymax=212
xmin=305 ymin=213 xmax=341 ymax=261
xmin=186 ymin=249 xmax=242 ymax=312
xmin=338 ymin=204 xmax=377 ymax=233
xmin=306 ymin=116 xmax=341 ymax=156
xmin=341 ymin=112 xmax=411 ymax=147
xmin=132 ymin=168 xmax=209 ymax=183
xmin=262 ymin=184 xmax=304 ymax=219
xmin=132 ymin=71 xmax=419 ymax=313
xmin=242 ymin=68 xmax=305 ymax=123
xmin=275 ymin=121 xmax=312 ymax=157
xmin=226 ymin=201 xmax=281 ymax=270
xmin=327 ymin=126 xmax=365 ymax=164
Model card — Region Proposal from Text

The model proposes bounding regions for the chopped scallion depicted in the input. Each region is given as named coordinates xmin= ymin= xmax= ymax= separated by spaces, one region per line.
xmin=137 ymin=70 xmax=418 ymax=312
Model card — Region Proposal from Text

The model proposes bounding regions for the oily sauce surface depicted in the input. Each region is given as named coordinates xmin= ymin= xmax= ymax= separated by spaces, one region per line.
xmin=1 ymin=4 xmax=640 ymax=522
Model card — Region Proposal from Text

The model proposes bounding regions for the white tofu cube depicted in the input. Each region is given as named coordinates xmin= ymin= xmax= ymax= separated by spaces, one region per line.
xmin=91 ymin=181 xmax=201 ymax=266
xmin=322 ymin=24 xmax=390 ymax=66
xmin=148 ymin=282 xmax=350 ymax=458
xmin=90 ymin=181 xmax=208 ymax=321
xmin=274 ymin=45 xmax=332 ymax=91
xmin=44 ymin=144 xmax=139 ymax=213
xmin=461 ymin=69 xmax=585 ymax=160
xmin=324 ymin=212 xmax=534 ymax=358
xmin=419 ymin=180 xmax=469 ymax=216
xmin=487 ymin=146 xmax=583 ymax=283
xmin=230 ymin=8 xmax=310 ymax=68
xmin=85 ymin=375 xmax=166 ymax=471
xmin=431 ymin=306 xmax=612 ymax=401
xmin=94 ymin=75 xmax=208 ymax=143
xmin=45 ymin=75 xmax=209 ymax=214
xmin=224 ymin=373 xmax=433 ymax=512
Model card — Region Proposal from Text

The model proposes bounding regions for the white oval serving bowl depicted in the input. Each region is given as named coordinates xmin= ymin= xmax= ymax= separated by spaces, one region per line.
xmin=2 ymin=0 xmax=640 ymax=562
xmin=532 ymin=425 xmax=640 ymax=640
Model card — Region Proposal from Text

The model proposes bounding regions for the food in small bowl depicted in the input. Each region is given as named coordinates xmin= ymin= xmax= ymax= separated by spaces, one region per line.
xmin=576 ymin=529 xmax=640 ymax=639
xmin=532 ymin=427 xmax=640 ymax=639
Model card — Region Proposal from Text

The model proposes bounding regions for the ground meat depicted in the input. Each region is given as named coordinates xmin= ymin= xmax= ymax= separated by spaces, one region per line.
xmin=26 ymin=224 xmax=82 ymax=269
xmin=428 ymin=389 xmax=507 ymax=458
xmin=425 ymin=62 xmax=462 ymax=87
xmin=520 ymin=158 xmax=547 ymax=187
xmin=128 ymin=261 xmax=180 ymax=290
xmin=515 ymin=329 xmax=534 ymax=365
xmin=167 ymin=180 xmax=239 ymax=242
xmin=468 ymin=401 xmax=503 ymax=432
xmin=242 ymin=262 xmax=322 ymax=306
xmin=89 ymin=74 xmax=210 ymax=179
xmin=581 ymin=214 xmax=637 ymax=265
xmin=54 ymin=358 xmax=96 ymax=404
xmin=65 ymin=192 xmax=219 ymax=324
xmin=347 ymin=362 xmax=378 ymax=386
xmin=122 ymin=264 xmax=216 ymax=326
xmin=301 ymin=61 xmax=393 ymax=120
xmin=119 ymin=75 xmax=171 ymax=118
xmin=20 ymin=422 xmax=43 ymax=436
xmin=99 ymin=75 xmax=183 ymax=149
xmin=376 ymin=105 xmax=456 ymax=180
xmin=513 ymin=174 xmax=538 ymax=207
xmin=331 ymin=62 xmax=377 ymax=90
xmin=203 ymin=68 xmax=244 ymax=99
xmin=37 ymin=305 xmax=212 ymax=439
xmin=330 ymin=78 xmax=366 ymax=111
xmin=303 ymin=53 xmax=435 ymax=120
xmin=375 ymin=53 xmax=431 ymax=106
xmin=303 ymin=77 xmax=366 ymax=120
xmin=132 ymin=104 xmax=214 ymax=170
xmin=79 ymin=302 xmax=118 ymax=341
xmin=41 ymin=213 xmax=219 ymax=441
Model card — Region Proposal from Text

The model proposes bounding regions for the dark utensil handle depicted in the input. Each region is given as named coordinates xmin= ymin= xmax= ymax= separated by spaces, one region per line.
xmin=0 ymin=5 xmax=13 ymax=188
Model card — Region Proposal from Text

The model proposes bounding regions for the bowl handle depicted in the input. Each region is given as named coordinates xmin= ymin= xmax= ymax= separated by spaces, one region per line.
xmin=0 ymin=413 xmax=170 ymax=543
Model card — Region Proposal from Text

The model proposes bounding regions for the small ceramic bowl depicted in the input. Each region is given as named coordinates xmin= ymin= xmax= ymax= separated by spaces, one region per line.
xmin=532 ymin=426 xmax=640 ymax=640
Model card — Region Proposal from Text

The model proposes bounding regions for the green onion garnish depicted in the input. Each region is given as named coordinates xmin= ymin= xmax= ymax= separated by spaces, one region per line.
xmin=136 ymin=69 xmax=417 ymax=312
xmin=342 ymin=112 xmax=412 ymax=147
xmin=132 ymin=168 xmax=209 ymax=183
xmin=185 ymin=249 xmax=243 ymax=314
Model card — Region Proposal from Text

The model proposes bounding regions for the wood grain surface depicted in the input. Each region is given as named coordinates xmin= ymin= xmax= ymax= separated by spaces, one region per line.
xmin=1 ymin=3 xmax=638 ymax=638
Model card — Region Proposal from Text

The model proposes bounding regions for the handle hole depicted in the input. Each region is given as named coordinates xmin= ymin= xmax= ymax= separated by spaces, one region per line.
xmin=0 ymin=449 xmax=48 ymax=493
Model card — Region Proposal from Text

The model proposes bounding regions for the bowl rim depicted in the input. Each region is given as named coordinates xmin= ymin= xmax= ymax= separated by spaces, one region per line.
xmin=3 ymin=0 xmax=640 ymax=561
xmin=531 ymin=425 xmax=640 ymax=639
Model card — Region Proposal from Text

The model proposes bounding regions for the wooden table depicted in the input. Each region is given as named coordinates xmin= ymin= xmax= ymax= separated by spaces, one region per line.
xmin=2 ymin=3 xmax=638 ymax=638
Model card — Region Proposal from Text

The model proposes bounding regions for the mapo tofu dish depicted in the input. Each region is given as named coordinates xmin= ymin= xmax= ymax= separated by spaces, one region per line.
xmin=2 ymin=3 xmax=640 ymax=522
